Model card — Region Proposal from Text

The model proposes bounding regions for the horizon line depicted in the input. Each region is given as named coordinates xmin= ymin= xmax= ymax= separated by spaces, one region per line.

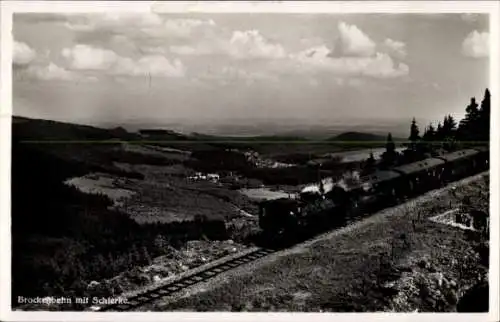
xmin=17 ymin=140 xmax=490 ymax=145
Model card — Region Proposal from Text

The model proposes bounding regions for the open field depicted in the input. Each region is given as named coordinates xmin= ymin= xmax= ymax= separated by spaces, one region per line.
xmin=149 ymin=173 xmax=489 ymax=312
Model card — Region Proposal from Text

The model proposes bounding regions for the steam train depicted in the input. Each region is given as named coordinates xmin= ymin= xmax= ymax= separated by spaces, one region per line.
xmin=258 ymin=147 xmax=489 ymax=236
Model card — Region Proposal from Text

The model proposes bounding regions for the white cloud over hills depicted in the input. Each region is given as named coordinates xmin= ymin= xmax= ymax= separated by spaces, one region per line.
xmin=14 ymin=41 xmax=96 ymax=82
xmin=462 ymin=30 xmax=489 ymax=58
xmin=62 ymin=44 xmax=185 ymax=77
xmin=14 ymin=15 xmax=413 ymax=85
xmin=337 ymin=21 xmax=376 ymax=57
xmin=14 ymin=41 xmax=36 ymax=66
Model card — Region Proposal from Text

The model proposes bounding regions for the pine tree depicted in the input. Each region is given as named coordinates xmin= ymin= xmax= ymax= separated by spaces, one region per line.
xmin=422 ymin=123 xmax=436 ymax=141
xmin=363 ymin=152 xmax=376 ymax=175
xmin=458 ymin=98 xmax=479 ymax=141
xmin=409 ymin=118 xmax=420 ymax=142
xmin=367 ymin=152 xmax=375 ymax=166
xmin=408 ymin=118 xmax=420 ymax=151
xmin=442 ymin=115 xmax=457 ymax=139
xmin=386 ymin=133 xmax=395 ymax=154
xmin=422 ymin=123 xmax=436 ymax=154
xmin=479 ymin=88 xmax=490 ymax=142
xmin=441 ymin=115 xmax=457 ymax=151
xmin=381 ymin=133 xmax=397 ymax=167
xmin=436 ymin=122 xmax=443 ymax=141
xmin=449 ymin=115 xmax=457 ymax=132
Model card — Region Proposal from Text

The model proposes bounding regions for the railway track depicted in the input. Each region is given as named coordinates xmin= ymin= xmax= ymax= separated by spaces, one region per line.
xmin=92 ymin=171 xmax=488 ymax=312
xmin=94 ymin=248 xmax=275 ymax=311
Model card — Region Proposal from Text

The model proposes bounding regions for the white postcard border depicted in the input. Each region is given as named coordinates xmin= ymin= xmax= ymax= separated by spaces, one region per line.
xmin=1 ymin=1 xmax=498 ymax=322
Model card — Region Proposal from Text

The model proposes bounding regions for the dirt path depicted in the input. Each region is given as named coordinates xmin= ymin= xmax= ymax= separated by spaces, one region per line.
xmin=142 ymin=172 xmax=488 ymax=312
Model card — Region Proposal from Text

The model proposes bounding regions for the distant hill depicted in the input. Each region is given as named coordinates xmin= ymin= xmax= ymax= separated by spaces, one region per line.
xmin=328 ymin=132 xmax=387 ymax=142
xmin=12 ymin=116 xmax=140 ymax=141
xmin=138 ymin=129 xmax=189 ymax=140
xmin=12 ymin=116 xmax=195 ymax=143
xmin=12 ymin=116 xmax=219 ymax=156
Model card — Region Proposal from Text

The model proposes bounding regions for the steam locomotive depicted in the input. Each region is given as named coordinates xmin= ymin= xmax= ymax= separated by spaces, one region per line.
xmin=258 ymin=147 xmax=489 ymax=236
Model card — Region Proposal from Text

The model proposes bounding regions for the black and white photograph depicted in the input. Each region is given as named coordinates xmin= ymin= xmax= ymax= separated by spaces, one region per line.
xmin=0 ymin=1 xmax=499 ymax=320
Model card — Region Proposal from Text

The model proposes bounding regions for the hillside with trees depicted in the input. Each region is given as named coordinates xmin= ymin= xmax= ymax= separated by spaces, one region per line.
xmin=10 ymin=131 xmax=229 ymax=309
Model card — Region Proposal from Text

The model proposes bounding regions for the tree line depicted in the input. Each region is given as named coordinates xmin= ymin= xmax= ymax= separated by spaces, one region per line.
xmin=364 ymin=88 xmax=490 ymax=173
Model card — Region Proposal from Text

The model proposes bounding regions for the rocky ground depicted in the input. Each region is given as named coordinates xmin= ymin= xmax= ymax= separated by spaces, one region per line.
xmin=85 ymin=239 xmax=250 ymax=300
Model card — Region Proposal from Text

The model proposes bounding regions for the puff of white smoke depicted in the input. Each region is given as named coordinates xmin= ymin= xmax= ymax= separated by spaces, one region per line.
xmin=301 ymin=171 xmax=361 ymax=195
xmin=301 ymin=177 xmax=335 ymax=195
xmin=301 ymin=184 xmax=321 ymax=194
xmin=335 ymin=170 xmax=362 ymax=191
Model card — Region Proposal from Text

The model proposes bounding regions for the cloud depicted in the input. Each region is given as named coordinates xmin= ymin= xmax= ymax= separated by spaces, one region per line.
xmin=461 ymin=13 xmax=481 ymax=24
xmin=13 ymin=41 xmax=36 ymax=66
xmin=168 ymin=29 xmax=287 ymax=60
xmin=62 ymin=44 xmax=185 ymax=77
xmin=64 ymin=13 xmax=163 ymax=32
xmin=28 ymin=63 xmax=75 ymax=80
xmin=64 ymin=14 xmax=215 ymax=40
xmin=111 ymin=35 xmax=140 ymax=53
xmin=142 ymin=46 xmax=169 ymax=55
xmin=113 ymin=55 xmax=185 ymax=77
xmin=462 ymin=30 xmax=489 ymax=58
xmin=170 ymin=45 xmax=209 ymax=56
xmin=291 ymin=45 xmax=409 ymax=78
xmin=18 ymin=62 xmax=97 ymax=82
xmin=337 ymin=22 xmax=376 ymax=57
xmin=384 ymin=38 xmax=407 ymax=57
xmin=295 ymin=45 xmax=332 ymax=61
xmin=227 ymin=30 xmax=286 ymax=59
xmin=62 ymin=44 xmax=118 ymax=70
xmin=158 ymin=18 xmax=215 ymax=38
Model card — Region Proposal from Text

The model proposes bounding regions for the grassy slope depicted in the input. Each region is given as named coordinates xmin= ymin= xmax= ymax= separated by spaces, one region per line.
xmin=157 ymin=173 xmax=489 ymax=312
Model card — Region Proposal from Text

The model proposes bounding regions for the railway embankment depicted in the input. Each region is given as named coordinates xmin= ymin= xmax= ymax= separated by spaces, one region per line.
xmin=151 ymin=172 xmax=489 ymax=312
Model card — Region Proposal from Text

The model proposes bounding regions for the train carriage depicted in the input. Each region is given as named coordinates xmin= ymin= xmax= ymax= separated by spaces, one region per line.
xmin=322 ymin=170 xmax=402 ymax=218
xmin=472 ymin=146 xmax=489 ymax=171
xmin=392 ymin=158 xmax=446 ymax=197
xmin=355 ymin=170 xmax=402 ymax=212
xmin=435 ymin=149 xmax=479 ymax=183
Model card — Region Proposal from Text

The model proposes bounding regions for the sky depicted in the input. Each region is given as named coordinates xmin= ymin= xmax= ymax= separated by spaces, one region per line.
xmin=12 ymin=13 xmax=490 ymax=131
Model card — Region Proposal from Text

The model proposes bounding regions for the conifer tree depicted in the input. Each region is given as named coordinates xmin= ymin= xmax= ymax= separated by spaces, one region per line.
xmin=458 ymin=98 xmax=479 ymax=141
xmin=363 ymin=152 xmax=376 ymax=174
xmin=409 ymin=118 xmax=420 ymax=142
xmin=442 ymin=115 xmax=457 ymax=139
xmin=381 ymin=133 xmax=398 ymax=167
xmin=479 ymin=88 xmax=490 ymax=142
xmin=423 ymin=123 xmax=436 ymax=141
xmin=386 ymin=133 xmax=396 ymax=154
xmin=436 ymin=122 xmax=443 ymax=141
xmin=408 ymin=118 xmax=420 ymax=152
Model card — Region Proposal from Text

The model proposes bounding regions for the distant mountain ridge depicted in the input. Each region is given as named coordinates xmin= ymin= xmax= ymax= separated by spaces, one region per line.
xmin=13 ymin=116 xmax=404 ymax=145
xmin=328 ymin=131 xmax=404 ymax=142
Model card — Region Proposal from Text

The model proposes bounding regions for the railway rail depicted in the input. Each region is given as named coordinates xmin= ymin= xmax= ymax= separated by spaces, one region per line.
xmin=93 ymin=248 xmax=275 ymax=311
xmin=92 ymin=171 xmax=488 ymax=312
